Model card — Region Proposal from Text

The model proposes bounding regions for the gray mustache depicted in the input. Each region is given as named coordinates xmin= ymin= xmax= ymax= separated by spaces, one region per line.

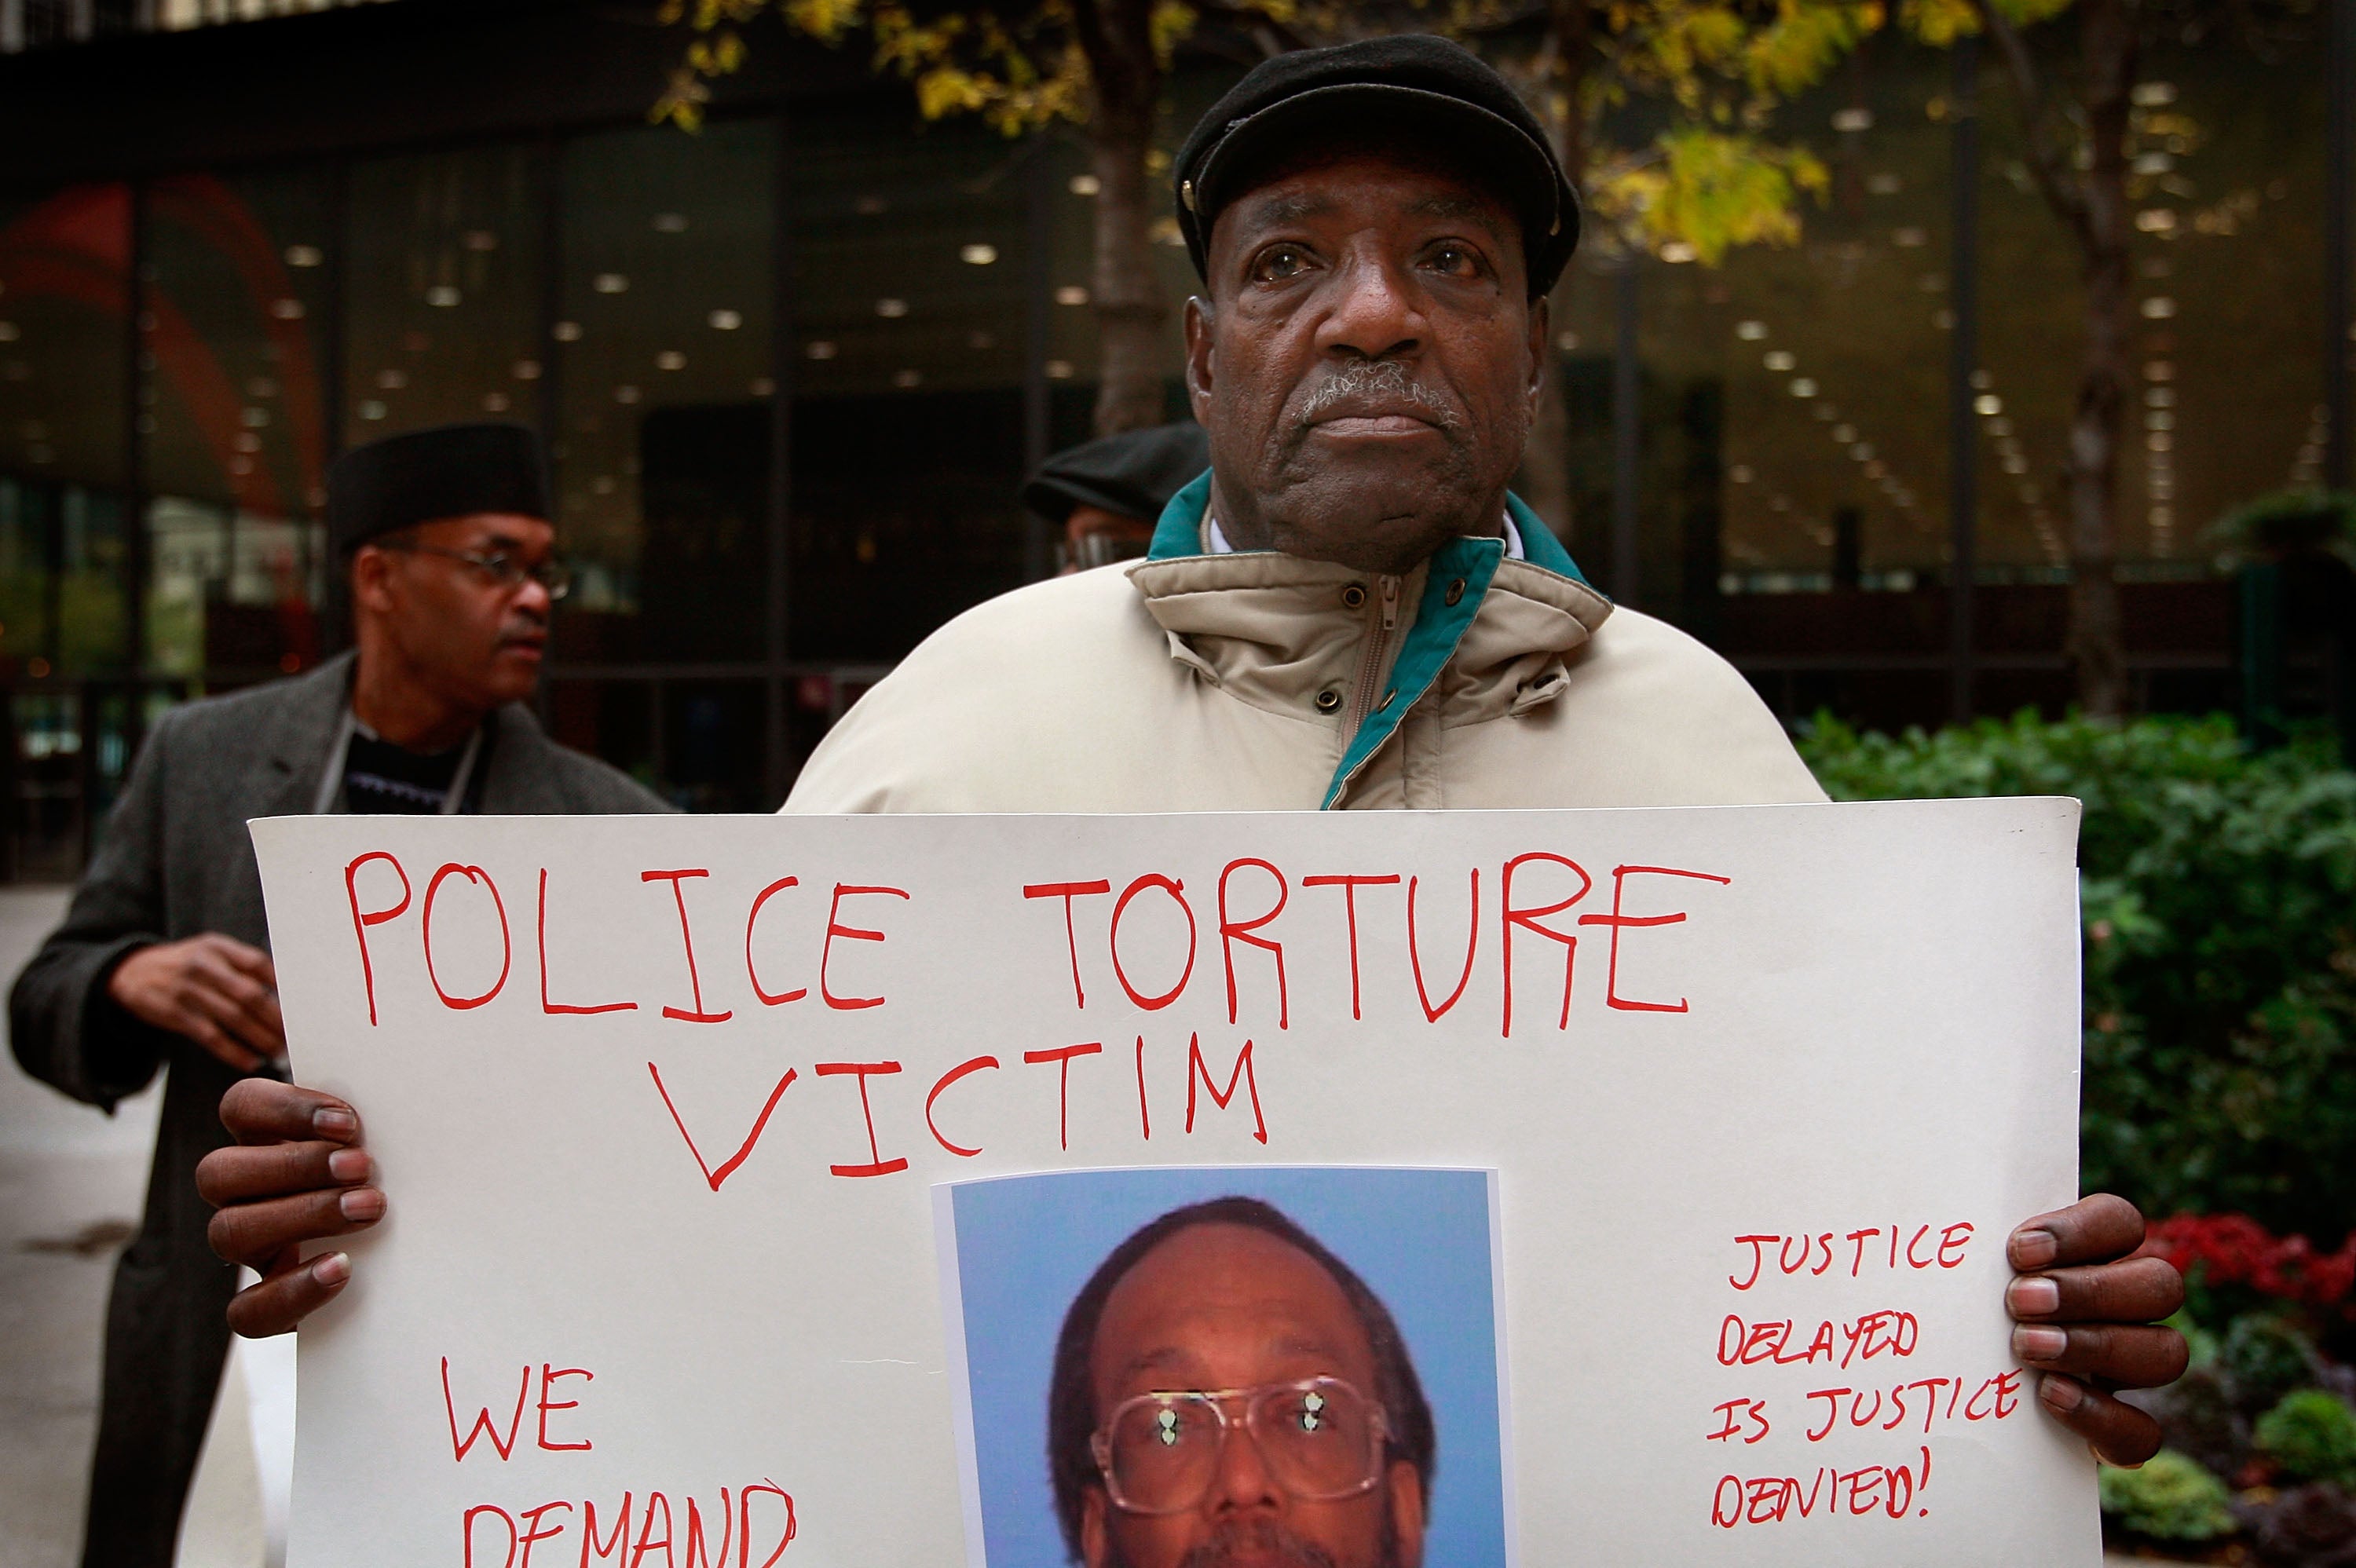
xmin=1294 ymin=360 xmax=1461 ymax=428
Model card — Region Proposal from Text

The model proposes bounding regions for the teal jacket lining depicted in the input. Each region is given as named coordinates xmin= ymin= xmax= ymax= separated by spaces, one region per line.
xmin=1143 ymin=470 xmax=1599 ymax=809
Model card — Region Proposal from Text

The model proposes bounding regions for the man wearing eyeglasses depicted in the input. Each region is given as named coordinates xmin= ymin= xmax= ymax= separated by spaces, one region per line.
xmin=1049 ymin=1197 xmax=1432 ymax=1568
xmin=9 ymin=420 xmax=666 ymax=1568
xmin=201 ymin=35 xmax=2189 ymax=1505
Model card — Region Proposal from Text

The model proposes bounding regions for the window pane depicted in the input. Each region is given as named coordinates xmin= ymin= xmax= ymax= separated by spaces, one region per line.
xmin=344 ymin=146 xmax=545 ymax=445
xmin=552 ymin=118 xmax=776 ymax=665
xmin=0 ymin=185 xmax=131 ymax=677
xmin=786 ymin=108 xmax=1028 ymax=662
xmin=144 ymin=170 xmax=334 ymax=679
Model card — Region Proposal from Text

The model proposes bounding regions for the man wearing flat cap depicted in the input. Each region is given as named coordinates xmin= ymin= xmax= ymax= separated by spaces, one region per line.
xmin=211 ymin=38 xmax=2190 ymax=1512
xmin=13 ymin=422 xmax=665 ymax=1566
xmin=1026 ymin=422 xmax=1212 ymax=572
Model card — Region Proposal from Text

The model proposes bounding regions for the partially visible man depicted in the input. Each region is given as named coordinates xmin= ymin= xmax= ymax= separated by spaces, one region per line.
xmin=199 ymin=39 xmax=2187 ymax=1473
xmin=10 ymin=422 xmax=668 ymax=1567
xmin=1051 ymin=1197 xmax=1432 ymax=1568
xmin=1025 ymin=422 xmax=1212 ymax=573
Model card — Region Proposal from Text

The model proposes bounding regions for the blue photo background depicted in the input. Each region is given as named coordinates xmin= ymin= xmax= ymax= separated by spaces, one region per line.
xmin=942 ymin=1166 xmax=1509 ymax=1567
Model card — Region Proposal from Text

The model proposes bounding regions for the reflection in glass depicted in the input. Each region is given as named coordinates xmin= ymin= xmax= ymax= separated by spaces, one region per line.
xmin=554 ymin=119 xmax=775 ymax=664
xmin=344 ymin=147 xmax=544 ymax=446
xmin=0 ymin=186 xmax=132 ymax=678
xmin=788 ymin=108 xmax=1035 ymax=661
xmin=144 ymin=170 xmax=333 ymax=677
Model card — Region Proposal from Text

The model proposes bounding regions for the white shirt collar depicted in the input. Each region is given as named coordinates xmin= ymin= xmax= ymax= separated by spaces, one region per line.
xmin=1205 ymin=514 xmax=1524 ymax=561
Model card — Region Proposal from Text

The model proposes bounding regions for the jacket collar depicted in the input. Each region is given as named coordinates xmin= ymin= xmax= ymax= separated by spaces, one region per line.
xmin=1140 ymin=470 xmax=1607 ymax=807
xmin=253 ymin=648 xmax=573 ymax=816
xmin=1145 ymin=469 xmax=1594 ymax=585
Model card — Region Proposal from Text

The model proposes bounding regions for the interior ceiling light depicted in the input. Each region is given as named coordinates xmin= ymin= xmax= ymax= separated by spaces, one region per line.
xmin=1069 ymin=174 xmax=1101 ymax=196
xmin=284 ymin=245 xmax=324 ymax=268
xmin=893 ymin=369 xmax=923 ymax=388
xmin=1055 ymin=286 xmax=1090 ymax=306
xmin=1045 ymin=360 xmax=1075 ymax=379
xmin=653 ymin=213 xmax=689 ymax=233
xmin=807 ymin=341 xmax=839 ymax=360
xmin=960 ymin=244 xmax=999 ymax=265
xmin=594 ymin=273 xmax=630 ymax=294
xmin=1832 ymin=107 xmax=1874 ymax=133
xmin=876 ymin=298 xmax=909 ymax=318
xmin=554 ymin=321 xmax=584 ymax=342
xmin=708 ymin=309 xmax=743 ymax=331
xmin=1736 ymin=321 xmax=1767 ymax=340
xmin=1659 ymin=241 xmax=1697 ymax=264
xmin=1763 ymin=350 xmax=1795 ymax=371
xmin=271 ymin=298 xmax=305 ymax=320
xmin=656 ymin=351 xmax=686 ymax=371
xmin=426 ymin=286 xmax=460 ymax=308
xmin=1974 ymin=395 xmax=2003 ymax=416
xmin=1790 ymin=378 xmax=1818 ymax=398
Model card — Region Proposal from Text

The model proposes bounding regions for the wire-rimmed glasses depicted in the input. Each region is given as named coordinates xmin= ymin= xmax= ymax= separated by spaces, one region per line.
xmin=376 ymin=541 xmax=573 ymax=601
xmin=1089 ymin=1376 xmax=1390 ymax=1516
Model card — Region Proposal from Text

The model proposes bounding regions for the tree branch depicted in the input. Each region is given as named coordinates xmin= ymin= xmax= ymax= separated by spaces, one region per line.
xmin=1190 ymin=0 xmax=1311 ymax=55
xmin=1964 ymin=0 xmax=2094 ymax=246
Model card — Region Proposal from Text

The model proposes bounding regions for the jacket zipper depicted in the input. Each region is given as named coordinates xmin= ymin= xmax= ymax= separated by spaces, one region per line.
xmin=1343 ymin=573 xmax=1401 ymax=741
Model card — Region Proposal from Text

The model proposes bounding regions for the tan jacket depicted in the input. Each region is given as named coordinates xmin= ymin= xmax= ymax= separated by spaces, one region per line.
xmin=785 ymin=484 xmax=1823 ymax=814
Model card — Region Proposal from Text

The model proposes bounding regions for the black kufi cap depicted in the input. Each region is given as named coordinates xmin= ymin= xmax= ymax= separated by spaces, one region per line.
xmin=1173 ymin=35 xmax=1581 ymax=299
xmin=1021 ymin=422 xmax=1212 ymax=526
xmin=328 ymin=422 xmax=551 ymax=555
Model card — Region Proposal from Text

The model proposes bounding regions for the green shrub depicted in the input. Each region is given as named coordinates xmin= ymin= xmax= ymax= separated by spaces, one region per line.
xmin=2256 ymin=1390 xmax=2356 ymax=1485
xmin=2226 ymin=1315 xmax=2325 ymax=1414
xmin=1798 ymin=712 xmax=2356 ymax=1237
xmin=2098 ymin=1449 xmax=2238 ymax=1540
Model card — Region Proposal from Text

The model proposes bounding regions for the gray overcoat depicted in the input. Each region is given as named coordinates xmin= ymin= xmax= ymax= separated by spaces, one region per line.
xmin=9 ymin=651 xmax=670 ymax=1567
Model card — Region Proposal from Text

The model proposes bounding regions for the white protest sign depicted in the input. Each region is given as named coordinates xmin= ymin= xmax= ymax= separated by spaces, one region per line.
xmin=253 ymin=800 xmax=2097 ymax=1567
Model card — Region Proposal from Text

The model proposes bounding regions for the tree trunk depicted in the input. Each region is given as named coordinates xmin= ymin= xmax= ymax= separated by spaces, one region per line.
xmin=2063 ymin=0 xmax=2137 ymax=717
xmin=1074 ymin=0 xmax=1169 ymax=436
xmin=1513 ymin=0 xmax=1598 ymax=543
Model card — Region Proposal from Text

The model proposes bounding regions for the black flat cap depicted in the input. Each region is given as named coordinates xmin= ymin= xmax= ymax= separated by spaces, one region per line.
xmin=1022 ymin=422 xmax=1212 ymax=526
xmin=1174 ymin=35 xmax=1581 ymax=298
xmin=327 ymin=422 xmax=551 ymax=555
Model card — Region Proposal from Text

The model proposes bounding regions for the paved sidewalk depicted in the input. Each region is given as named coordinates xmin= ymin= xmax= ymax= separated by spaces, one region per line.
xmin=0 ymin=887 xmax=270 ymax=1568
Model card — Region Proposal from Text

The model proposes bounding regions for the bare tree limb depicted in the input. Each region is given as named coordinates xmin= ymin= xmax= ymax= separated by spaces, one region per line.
xmin=1963 ymin=0 xmax=2095 ymax=247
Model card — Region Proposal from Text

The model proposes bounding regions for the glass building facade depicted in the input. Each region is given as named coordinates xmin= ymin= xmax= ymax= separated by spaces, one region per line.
xmin=0 ymin=2 xmax=2345 ymax=875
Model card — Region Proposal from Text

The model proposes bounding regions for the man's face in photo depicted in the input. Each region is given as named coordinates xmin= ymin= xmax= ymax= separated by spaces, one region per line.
xmin=1080 ymin=1223 xmax=1425 ymax=1568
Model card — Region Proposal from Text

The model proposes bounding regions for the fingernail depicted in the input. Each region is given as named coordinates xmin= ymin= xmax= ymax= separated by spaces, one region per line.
xmin=2040 ymin=1374 xmax=2084 ymax=1412
xmin=312 ymin=1252 xmax=350 ymax=1287
xmin=2011 ymin=1227 xmax=2059 ymax=1269
xmin=327 ymin=1148 xmax=370 ymax=1182
xmin=313 ymin=1107 xmax=357 ymax=1139
xmin=2016 ymin=1325 xmax=2069 ymax=1361
xmin=2010 ymin=1277 xmax=2061 ymax=1315
xmin=338 ymin=1188 xmax=385 ymax=1222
